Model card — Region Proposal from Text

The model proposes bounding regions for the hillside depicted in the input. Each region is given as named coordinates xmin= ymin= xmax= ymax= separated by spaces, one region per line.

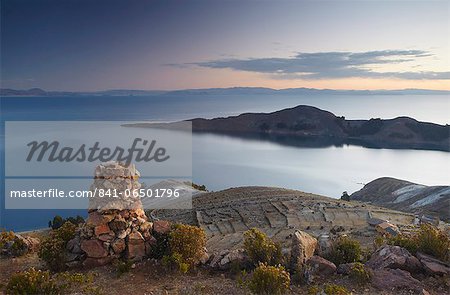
xmin=124 ymin=105 xmax=450 ymax=151
xmin=153 ymin=186 xmax=416 ymax=252
xmin=350 ymin=177 xmax=450 ymax=222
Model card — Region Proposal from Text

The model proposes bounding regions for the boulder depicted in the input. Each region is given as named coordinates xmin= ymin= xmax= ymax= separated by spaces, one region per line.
xmin=290 ymin=230 xmax=318 ymax=270
xmin=126 ymin=239 xmax=145 ymax=261
xmin=366 ymin=245 xmax=422 ymax=273
xmin=66 ymin=236 xmax=83 ymax=254
xmin=94 ymin=224 xmax=111 ymax=236
xmin=109 ymin=216 xmax=128 ymax=232
xmin=306 ymin=255 xmax=336 ymax=276
xmin=86 ymin=211 xmax=114 ymax=226
xmin=209 ymin=249 xmax=248 ymax=270
xmin=153 ymin=220 xmax=171 ymax=235
xmin=416 ymin=252 xmax=450 ymax=275
xmin=371 ymin=268 xmax=425 ymax=293
xmin=111 ymin=238 xmax=126 ymax=254
xmin=126 ymin=231 xmax=145 ymax=260
xmin=81 ymin=239 xmax=108 ymax=258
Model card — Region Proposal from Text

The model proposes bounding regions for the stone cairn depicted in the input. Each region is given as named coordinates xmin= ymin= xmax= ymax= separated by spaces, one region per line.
xmin=66 ymin=162 xmax=170 ymax=267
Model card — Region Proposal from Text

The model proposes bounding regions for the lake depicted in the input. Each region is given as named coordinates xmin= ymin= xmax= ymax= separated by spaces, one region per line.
xmin=1 ymin=93 xmax=449 ymax=231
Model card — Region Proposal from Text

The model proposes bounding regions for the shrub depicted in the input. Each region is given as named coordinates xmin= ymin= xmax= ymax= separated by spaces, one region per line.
xmin=49 ymin=215 xmax=84 ymax=230
xmin=0 ymin=229 xmax=15 ymax=249
xmin=323 ymin=284 xmax=350 ymax=295
xmin=9 ymin=236 xmax=28 ymax=257
xmin=162 ymin=252 xmax=189 ymax=274
xmin=5 ymin=268 xmax=60 ymax=294
xmin=385 ymin=224 xmax=450 ymax=262
xmin=248 ymin=263 xmax=290 ymax=295
xmin=115 ymin=259 xmax=133 ymax=277
xmin=385 ymin=233 xmax=418 ymax=254
xmin=415 ymin=224 xmax=449 ymax=261
xmin=308 ymin=284 xmax=350 ymax=295
xmin=1 ymin=230 xmax=29 ymax=257
xmin=243 ymin=228 xmax=283 ymax=267
xmin=168 ymin=224 xmax=206 ymax=267
xmin=5 ymin=268 xmax=100 ymax=295
xmin=38 ymin=221 xmax=77 ymax=272
xmin=326 ymin=236 xmax=361 ymax=266
xmin=349 ymin=262 xmax=371 ymax=285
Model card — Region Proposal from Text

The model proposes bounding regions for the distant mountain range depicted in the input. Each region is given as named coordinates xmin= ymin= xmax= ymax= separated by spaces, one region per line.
xmin=350 ymin=177 xmax=449 ymax=222
xmin=124 ymin=105 xmax=450 ymax=151
xmin=1 ymin=87 xmax=449 ymax=97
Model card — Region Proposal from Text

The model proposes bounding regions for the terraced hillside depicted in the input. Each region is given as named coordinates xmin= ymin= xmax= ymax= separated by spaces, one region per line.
xmin=153 ymin=186 xmax=415 ymax=252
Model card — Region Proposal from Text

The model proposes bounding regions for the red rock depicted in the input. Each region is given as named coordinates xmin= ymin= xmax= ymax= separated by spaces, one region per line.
xmin=127 ymin=239 xmax=145 ymax=260
xmin=81 ymin=239 xmax=108 ymax=258
xmin=153 ymin=220 xmax=171 ymax=235
xmin=128 ymin=230 xmax=144 ymax=241
xmin=366 ymin=245 xmax=422 ymax=273
xmin=94 ymin=224 xmax=111 ymax=236
xmin=83 ymin=256 xmax=112 ymax=268
xmin=371 ymin=268 xmax=424 ymax=292
xmin=109 ymin=216 xmax=127 ymax=232
xmin=416 ymin=252 xmax=450 ymax=275
xmin=86 ymin=211 xmax=114 ymax=226
xmin=98 ymin=233 xmax=114 ymax=242
xmin=306 ymin=255 xmax=336 ymax=275
xmin=111 ymin=238 xmax=126 ymax=254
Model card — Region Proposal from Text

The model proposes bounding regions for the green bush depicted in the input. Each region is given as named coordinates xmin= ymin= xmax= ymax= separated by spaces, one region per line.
xmin=0 ymin=229 xmax=15 ymax=249
xmin=9 ymin=236 xmax=28 ymax=257
xmin=248 ymin=263 xmax=290 ymax=295
xmin=162 ymin=252 xmax=189 ymax=274
xmin=308 ymin=284 xmax=350 ymax=295
xmin=326 ymin=236 xmax=361 ymax=266
xmin=115 ymin=259 xmax=133 ymax=277
xmin=415 ymin=224 xmax=449 ymax=261
xmin=5 ymin=268 xmax=100 ymax=295
xmin=38 ymin=221 xmax=77 ymax=272
xmin=323 ymin=284 xmax=350 ymax=295
xmin=6 ymin=268 xmax=60 ymax=294
xmin=168 ymin=224 xmax=206 ymax=267
xmin=49 ymin=215 xmax=84 ymax=230
xmin=385 ymin=224 xmax=450 ymax=262
xmin=0 ymin=230 xmax=29 ymax=257
xmin=349 ymin=262 xmax=371 ymax=285
xmin=243 ymin=228 xmax=283 ymax=267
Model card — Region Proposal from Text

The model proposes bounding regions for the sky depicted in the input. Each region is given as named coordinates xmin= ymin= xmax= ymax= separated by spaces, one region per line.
xmin=1 ymin=0 xmax=449 ymax=91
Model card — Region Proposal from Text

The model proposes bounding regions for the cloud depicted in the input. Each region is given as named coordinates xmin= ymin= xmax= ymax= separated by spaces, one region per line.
xmin=186 ymin=50 xmax=449 ymax=80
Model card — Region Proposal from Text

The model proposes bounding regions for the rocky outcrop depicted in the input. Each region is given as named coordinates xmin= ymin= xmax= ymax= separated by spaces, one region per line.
xmin=290 ymin=230 xmax=318 ymax=270
xmin=371 ymin=268 xmax=425 ymax=293
xmin=366 ymin=245 xmax=422 ymax=273
xmin=416 ymin=252 xmax=450 ymax=275
xmin=350 ymin=177 xmax=449 ymax=222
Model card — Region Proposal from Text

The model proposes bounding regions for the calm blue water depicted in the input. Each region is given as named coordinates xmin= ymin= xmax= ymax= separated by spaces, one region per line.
xmin=1 ymin=94 xmax=449 ymax=231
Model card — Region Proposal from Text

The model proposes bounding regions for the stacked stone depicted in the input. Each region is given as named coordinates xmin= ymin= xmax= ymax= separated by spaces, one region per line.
xmin=67 ymin=162 xmax=158 ymax=267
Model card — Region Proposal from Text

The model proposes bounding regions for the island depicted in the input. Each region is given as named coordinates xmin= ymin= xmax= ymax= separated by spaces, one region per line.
xmin=123 ymin=105 xmax=450 ymax=151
